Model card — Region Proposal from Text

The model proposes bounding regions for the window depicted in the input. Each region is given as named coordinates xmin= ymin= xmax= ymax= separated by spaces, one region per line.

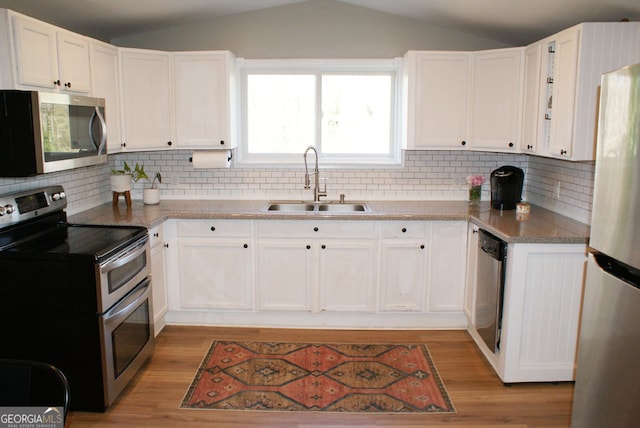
xmin=238 ymin=59 xmax=401 ymax=166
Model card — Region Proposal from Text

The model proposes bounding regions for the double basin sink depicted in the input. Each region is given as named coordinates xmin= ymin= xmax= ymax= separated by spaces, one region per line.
xmin=265 ymin=201 xmax=370 ymax=213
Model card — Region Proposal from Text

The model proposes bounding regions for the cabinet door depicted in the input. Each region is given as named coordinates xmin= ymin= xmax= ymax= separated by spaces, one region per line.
xmin=520 ymin=43 xmax=542 ymax=153
xmin=150 ymin=240 xmax=168 ymax=336
xmin=548 ymin=28 xmax=579 ymax=158
xmin=403 ymin=51 xmax=470 ymax=149
xmin=378 ymin=240 xmax=428 ymax=311
xmin=90 ymin=41 xmax=122 ymax=152
xmin=319 ymin=240 xmax=376 ymax=312
xmin=173 ymin=52 xmax=235 ymax=148
xmin=178 ymin=239 xmax=254 ymax=310
xmin=469 ymin=48 xmax=523 ymax=151
xmin=120 ymin=49 xmax=173 ymax=150
xmin=257 ymin=239 xmax=314 ymax=311
xmin=12 ymin=15 xmax=58 ymax=89
xmin=56 ymin=31 xmax=91 ymax=93
xmin=428 ymin=221 xmax=467 ymax=312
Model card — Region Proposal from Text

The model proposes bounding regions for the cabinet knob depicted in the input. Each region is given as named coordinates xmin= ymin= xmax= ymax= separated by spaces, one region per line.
xmin=210 ymin=226 xmax=216 ymax=231
xmin=321 ymin=244 xmax=326 ymax=249
xmin=461 ymin=140 xmax=466 ymax=146
xmin=527 ymin=145 xmax=533 ymax=150
xmin=153 ymin=232 xmax=159 ymax=237
xmin=53 ymin=79 xmax=61 ymax=86
xmin=219 ymin=140 xmax=225 ymax=145
xmin=313 ymin=227 xmax=319 ymax=232
xmin=402 ymin=228 xmax=407 ymax=233
xmin=64 ymin=82 xmax=71 ymax=88
xmin=420 ymin=244 xmax=425 ymax=249
xmin=164 ymin=243 xmax=169 ymax=248
xmin=243 ymin=243 xmax=248 ymax=249
xmin=122 ymin=142 xmax=127 ymax=148
xmin=560 ymin=149 xmax=567 ymax=155
xmin=167 ymin=141 xmax=172 ymax=146
xmin=306 ymin=245 xmax=311 ymax=250
xmin=508 ymin=142 xmax=514 ymax=148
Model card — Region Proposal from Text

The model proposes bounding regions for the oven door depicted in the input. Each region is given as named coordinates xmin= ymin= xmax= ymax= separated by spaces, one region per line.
xmin=98 ymin=236 xmax=150 ymax=312
xmin=100 ymin=277 xmax=154 ymax=407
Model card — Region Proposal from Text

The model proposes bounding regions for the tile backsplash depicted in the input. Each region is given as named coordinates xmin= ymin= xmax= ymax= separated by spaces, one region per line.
xmin=0 ymin=150 xmax=594 ymax=224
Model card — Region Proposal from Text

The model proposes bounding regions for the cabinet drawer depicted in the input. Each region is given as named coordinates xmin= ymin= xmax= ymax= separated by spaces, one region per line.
xmin=149 ymin=224 xmax=164 ymax=247
xmin=379 ymin=221 xmax=428 ymax=239
xmin=257 ymin=220 xmax=375 ymax=239
xmin=177 ymin=219 xmax=252 ymax=238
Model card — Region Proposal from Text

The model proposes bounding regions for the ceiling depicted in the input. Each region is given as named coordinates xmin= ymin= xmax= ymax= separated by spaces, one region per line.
xmin=0 ymin=0 xmax=638 ymax=45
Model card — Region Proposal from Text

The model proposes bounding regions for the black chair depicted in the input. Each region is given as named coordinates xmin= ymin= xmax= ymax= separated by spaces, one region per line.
xmin=0 ymin=359 xmax=70 ymax=423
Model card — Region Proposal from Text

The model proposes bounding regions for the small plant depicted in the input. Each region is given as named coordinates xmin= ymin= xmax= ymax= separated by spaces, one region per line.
xmin=111 ymin=161 xmax=148 ymax=183
xmin=150 ymin=172 xmax=162 ymax=189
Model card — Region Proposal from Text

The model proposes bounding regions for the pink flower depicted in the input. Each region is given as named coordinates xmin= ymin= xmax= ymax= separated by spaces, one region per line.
xmin=466 ymin=175 xmax=486 ymax=186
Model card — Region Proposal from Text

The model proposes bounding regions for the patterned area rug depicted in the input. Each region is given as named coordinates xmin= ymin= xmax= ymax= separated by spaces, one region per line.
xmin=180 ymin=341 xmax=455 ymax=413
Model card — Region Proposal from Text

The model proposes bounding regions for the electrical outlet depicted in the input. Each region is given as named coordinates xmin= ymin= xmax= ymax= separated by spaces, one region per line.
xmin=556 ymin=181 xmax=561 ymax=199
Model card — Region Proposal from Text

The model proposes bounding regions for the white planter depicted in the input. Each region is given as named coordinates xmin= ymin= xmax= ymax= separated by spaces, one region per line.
xmin=143 ymin=188 xmax=161 ymax=205
xmin=110 ymin=175 xmax=131 ymax=192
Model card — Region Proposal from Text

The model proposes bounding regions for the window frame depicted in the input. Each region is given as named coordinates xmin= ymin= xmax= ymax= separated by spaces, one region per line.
xmin=237 ymin=58 xmax=403 ymax=168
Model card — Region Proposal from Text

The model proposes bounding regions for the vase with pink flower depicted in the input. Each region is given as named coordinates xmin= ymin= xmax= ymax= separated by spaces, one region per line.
xmin=466 ymin=174 xmax=486 ymax=205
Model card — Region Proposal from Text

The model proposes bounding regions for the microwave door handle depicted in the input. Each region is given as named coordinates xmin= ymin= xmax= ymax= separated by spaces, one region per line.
xmin=90 ymin=107 xmax=108 ymax=155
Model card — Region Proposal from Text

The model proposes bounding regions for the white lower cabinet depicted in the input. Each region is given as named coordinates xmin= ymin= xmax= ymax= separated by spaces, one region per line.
xmin=162 ymin=218 xmax=475 ymax=329
xmin=467 ymin=240 xmax=587 ymax=382
xmin=463 ymin=223 xmax=480 ymax=321
xmin=256 ymin=238 xmax=313 ymax=311
xmin=256 ymin=220 xmax=376 ymax=313
xmin=175 ymin=220 xmax=254 ymax=310
xmin=149 ymin=224 xmax=168 ymax=336
xmin=378 ymin=221 xmax=428 ymax=311
xmin=427 ymin=221 xmax=468 ymax=312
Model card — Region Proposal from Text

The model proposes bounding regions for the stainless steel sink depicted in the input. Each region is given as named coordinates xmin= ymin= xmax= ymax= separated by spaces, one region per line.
xmin=265 ymin=201 xmax=369 ymax=213
xmin=318 ymin=203 xmax=367 ymax=212
xmin=266 ymin=203 xmax=315 ymax=212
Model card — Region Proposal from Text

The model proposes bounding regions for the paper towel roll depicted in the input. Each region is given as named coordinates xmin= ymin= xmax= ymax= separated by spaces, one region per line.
xmin=191 ymin=150 xmax=231 ymax=169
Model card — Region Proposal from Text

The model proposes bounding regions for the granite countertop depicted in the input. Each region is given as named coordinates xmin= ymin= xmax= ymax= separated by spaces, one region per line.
xmin=68 ymin=199 xmax=590 ymax=244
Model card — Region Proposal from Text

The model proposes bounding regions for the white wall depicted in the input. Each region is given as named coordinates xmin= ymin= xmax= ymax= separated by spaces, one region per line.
xmin=111 ymin=0 xmax=511 ymax=56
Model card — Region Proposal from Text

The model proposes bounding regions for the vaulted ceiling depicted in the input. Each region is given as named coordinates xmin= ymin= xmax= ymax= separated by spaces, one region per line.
xmin=0 ymin=0 xmax=637 ymax=45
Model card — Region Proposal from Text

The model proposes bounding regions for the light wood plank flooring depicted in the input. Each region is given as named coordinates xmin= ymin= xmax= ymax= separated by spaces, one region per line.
xmin=67 ymin=326 xmax=573 ymax=427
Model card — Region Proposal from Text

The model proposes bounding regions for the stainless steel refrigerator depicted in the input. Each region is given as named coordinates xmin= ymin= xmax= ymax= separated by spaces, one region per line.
xmin=571 ymin=63 xmax=640 ymax=427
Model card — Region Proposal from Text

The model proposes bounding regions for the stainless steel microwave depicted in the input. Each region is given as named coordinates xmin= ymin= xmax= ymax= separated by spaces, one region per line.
xmin=0 ymin=90 xmax=107 ymax=176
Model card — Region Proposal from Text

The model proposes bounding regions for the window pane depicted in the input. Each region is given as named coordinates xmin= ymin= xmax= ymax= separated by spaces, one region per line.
xmin=321 ymin=74 xmax=392 ymax=154
xmin=247 ymin=74 xmax=315 ymax=154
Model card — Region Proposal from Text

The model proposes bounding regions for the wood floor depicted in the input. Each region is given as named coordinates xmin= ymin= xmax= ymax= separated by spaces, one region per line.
xmin=67 ymin=326 xmax=574 ymax=427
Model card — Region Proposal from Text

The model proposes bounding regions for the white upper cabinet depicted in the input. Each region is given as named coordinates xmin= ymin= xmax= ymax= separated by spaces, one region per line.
xmin=468 ymin=48 xmax=523 ymax=152
xmin=403 ymin=48 xmax=523 ymax=153
xmin=402 ymin=51 xmax=470 ymax=149
xmin=89 ymin=40 xmax=122 ymax=153
xmin=530 ymin=23 xmax=640 ymax=160
xmin=172 ymin=51 xmax=237 ymax=149
xmin=520 ymin=42 xmax=543 ymax=154
xmin=10 ymin=13 xmax=91 ymax=93
xmin=120 ymin=48 xmax=173 ymax=151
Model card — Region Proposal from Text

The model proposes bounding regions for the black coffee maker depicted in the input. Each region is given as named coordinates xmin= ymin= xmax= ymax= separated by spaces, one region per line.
xmin=490 ymin=166 xmax=524 ymax=210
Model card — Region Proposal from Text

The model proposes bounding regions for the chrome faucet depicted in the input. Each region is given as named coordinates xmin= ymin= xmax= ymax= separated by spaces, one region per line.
xmin=303 ymin=146 xmax=327 ymax=202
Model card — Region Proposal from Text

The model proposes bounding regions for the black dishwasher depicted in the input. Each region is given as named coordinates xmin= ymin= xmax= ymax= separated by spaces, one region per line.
xmin=475 ymin=229 xmax=507 ymax=354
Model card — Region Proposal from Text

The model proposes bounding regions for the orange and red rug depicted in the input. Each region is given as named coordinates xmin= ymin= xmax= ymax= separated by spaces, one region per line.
xmin=180 ymin=341 xmax=455 ymax=413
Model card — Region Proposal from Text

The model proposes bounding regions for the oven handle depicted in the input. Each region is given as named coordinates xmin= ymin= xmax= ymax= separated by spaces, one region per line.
xmin=103 ymin=278 xmax=151 ymax=327
xmin=100 ymin=237 xmax=148 ymax=275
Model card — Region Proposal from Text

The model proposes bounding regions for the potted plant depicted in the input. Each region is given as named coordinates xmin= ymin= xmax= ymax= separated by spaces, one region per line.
xmin=110 ymin=161 xmax=148 ymax=193
xmin=143 ymin=172 xmax=162 ymax=205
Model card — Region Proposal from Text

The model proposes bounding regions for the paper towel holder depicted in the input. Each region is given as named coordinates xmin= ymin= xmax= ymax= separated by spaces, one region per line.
xmin=189 ymin=150 xmax=233 ymax=163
